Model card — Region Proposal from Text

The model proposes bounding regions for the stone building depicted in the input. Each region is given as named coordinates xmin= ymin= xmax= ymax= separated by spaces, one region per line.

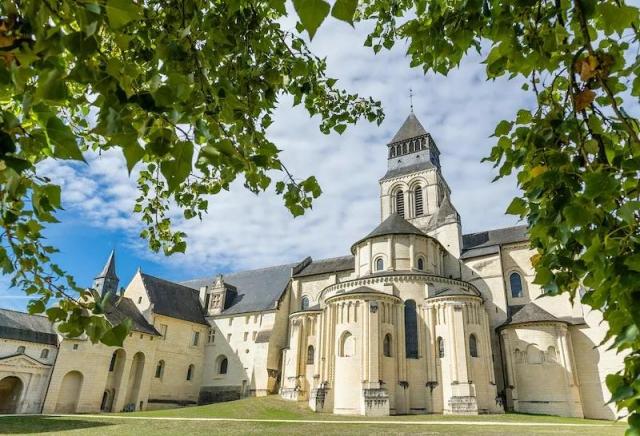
xmin=0 ymin=113 xmax=623 ymax=419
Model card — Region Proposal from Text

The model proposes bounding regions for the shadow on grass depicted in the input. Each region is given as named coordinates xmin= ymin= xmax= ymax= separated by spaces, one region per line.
xmin=0 ymin=416 xmax=114 ymax=433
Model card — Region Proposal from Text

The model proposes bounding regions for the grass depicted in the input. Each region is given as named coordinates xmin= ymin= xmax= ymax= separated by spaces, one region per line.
xmin=0 ymin=395 xmax=627 ymax=435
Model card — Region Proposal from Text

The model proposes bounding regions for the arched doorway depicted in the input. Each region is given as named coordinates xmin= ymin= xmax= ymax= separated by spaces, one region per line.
xmin=0 ymin=376 xmax=23 ymax=413
xmin=55 ymin=371 xmax=83 ymax=413
xmin=125 ymin=352 xmax=145 ymax=409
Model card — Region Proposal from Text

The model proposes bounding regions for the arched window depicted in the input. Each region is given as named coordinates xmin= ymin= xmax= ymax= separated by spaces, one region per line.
xmin=375 ymin=257 xmax=384 ymax=272
xmin=404 ymin=300 xmax=418 ymax=359
xmin=414 ymin=187 xmax=424 ymax=216
xmin=546 ymin=346 xmax=557 ymax=363
xmin=155 ymin=360 xmax=164 ymax=378
xmin=383 ymin=334 xmax=392 ymax=357
xmin=17 ymin=346 xmax=25 ymax=354
xmin=395 ymin=190 xmax=405 ymax=217
xmin=339 ymin=331 xmax=355 ymax=357
xmin=186 ymin=364 xmax=194 ymax=381
xmin=108 ymin=351 xmax=118 ymax=372
xmin=219 ymin=357 xmax=228 ymax=374
xmin=515 ymin=348 xmax=524 ymax=364
xmin=469 ymin=334 xmax=479 ymax=358
xmin=40 ymin=349 xmax=49 ymax=359
xmin=437 ymin=337 xmax=444 ymax=358
xmin=417 ymin=257 xmax=425 ymax=271
xmin=307 ymin=345 xmax=315 ymax=364
xmin=301 ymin=296 xmax=310 ymax=311
xmin=509 ymin=272 xmax=524 ymax=298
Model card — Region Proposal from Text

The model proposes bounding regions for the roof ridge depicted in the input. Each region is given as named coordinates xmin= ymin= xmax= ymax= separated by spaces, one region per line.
xmin=141 ymin=272 xmax=199 ymax=293
xmin=311 ymin=254 xmax=354 ymax=262
xmin=0 ymin=307 xmax=49 ymax=318
xmin=180 ymin=261 xmax=299 ymax=284
xmin=463 ymin=224 xmax=528 ymax=237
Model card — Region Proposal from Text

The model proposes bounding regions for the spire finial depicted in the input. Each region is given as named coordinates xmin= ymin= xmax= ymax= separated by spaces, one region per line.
xmin=409 ymin=88 xmax=414 ymax=113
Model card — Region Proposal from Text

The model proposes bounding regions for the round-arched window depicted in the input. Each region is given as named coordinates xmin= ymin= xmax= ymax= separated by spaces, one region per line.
xmin=437 ymin=337 xmax=444 ymax=358
xmin=510 ymin=272 xmax=524 ymax=298
xmin=383 ymin=334 xmax=392 ymax=357
xmin=469 ymin=334 xmax=478 ymax=358
xmin=307 ymin=345 xmax=315 ymax=364
xmin=186 ymin=364 xmax=195 ymax=381
xmin=375 ymin=258 xmax=384 ymax=272
xmin=218 ymin=356 xmax=228 ymax=375
xmin=417 ymin=257 xmax=425 ymax=271
xmin=301 ymin=296 xmax=310 ymax=310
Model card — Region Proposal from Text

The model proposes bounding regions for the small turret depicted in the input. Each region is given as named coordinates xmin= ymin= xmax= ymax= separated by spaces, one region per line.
xmin=93 ymin=250 xmax=119 ymax=297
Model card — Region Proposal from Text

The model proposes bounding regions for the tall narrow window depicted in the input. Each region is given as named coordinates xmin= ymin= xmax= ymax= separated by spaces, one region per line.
xmin=375 ymin=257 xmax=384 ymax=272
xmin=219 ymin=357 xmax=228 ymax=374
xmin=109 ymin=351 xmax=117 ymax=372
xmin=417 ymin=257 xmax=425 ymax=271
xmin=208 ymin=328 xmax=216 ymax=344
xmin=307 ymin=345 xmax=315 ymax=364
xmin=301 ymin=296 xmax=310 ymax=310
xmin=40 ymin=349 xmax=49 ymax=359
xmin=192 ymin=331 xmax=200 ymax=346
xmin=155 ymin=360 xmax=164 ymax=378
xmin=414 ymin=187 xmax=424 ymax=216
xmin=395 ymin=190 xmax=405 ymax=217
xmin=383 ymin=334 xmax=392 ymax=357
xmin=510 ymin=272 xmax=524 ymax=298
xmin=404 ymin=300 xmax=418 ymax=358
xmin=437 ymin=337 xmax=445 ymax=358
xmin=186 ymin=364 xmax=194 ymax=381
xmin=469 ymin=334 xmax=478 ymax=358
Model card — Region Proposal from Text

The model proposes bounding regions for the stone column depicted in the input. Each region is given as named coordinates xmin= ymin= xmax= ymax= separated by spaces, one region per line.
xmin=409 ymin=235 xmax=416 ymax=270
xmin=387 ymin=236 xmax=394 ymax=271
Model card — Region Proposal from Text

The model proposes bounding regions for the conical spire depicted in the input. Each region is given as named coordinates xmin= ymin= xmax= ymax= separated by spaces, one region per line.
xmin=93 ymin=250 xmax=119 ymax=297
xmin=97 ymin=249 xmax=117 ymax=279
xmin=389 ymin=113 xmax=428 ymax=143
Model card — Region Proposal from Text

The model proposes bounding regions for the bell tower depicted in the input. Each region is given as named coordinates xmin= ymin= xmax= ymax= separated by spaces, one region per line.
xmin=93 ymin=250 xmax=119 ymax=297
xmin=379 ymin=112 xmax=462 ymax=257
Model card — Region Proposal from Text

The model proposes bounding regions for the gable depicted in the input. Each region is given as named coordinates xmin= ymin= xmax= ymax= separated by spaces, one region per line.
xmin=0 ymin=353 xmax=51 ymax=368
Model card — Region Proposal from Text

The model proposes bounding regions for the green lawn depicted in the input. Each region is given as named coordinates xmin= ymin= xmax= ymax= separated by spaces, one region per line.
xmin=0 ymin=396 xmax=627 ymax=435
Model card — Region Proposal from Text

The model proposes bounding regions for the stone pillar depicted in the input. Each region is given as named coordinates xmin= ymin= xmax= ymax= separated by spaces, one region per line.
xmin=409 ymin=235 xmax=416 ymax=270
xmin=446 ymin=303 xmax=478 ymax=415
xmin=387 ymin=236 xmax=394 ymax=271
xmin=361 ymin=300 xmax=389 ymax=416
xmin=500 ymin=329 xmax=518 ymax=411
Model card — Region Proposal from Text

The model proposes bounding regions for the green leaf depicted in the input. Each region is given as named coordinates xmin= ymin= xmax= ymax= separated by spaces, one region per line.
xmin=506 ymin=197 xmax=527 ymax=216
xmin=100 ymin=320 xmax=131 ymax=347
xmin=494 ymin=120 xmax=513 ymax=136
xmin=292 ymin=0 xmax=331 ymax=39
xmin=160 ymin=141 xmax=194 ymax=192
xmin=46 ymin=117 xmax=84 ymax=161
xmin=625 ymin=254 xmax=640 ymax=272
xmin=120 ymin=141 xmax=145 ymax=174
xmin=331 ymin=0 xmax=358 ymax=24
xmin=106 ymin=0 xmax=142 ymax=30
xmin=597 ymin=2 xmax=639 ymax=35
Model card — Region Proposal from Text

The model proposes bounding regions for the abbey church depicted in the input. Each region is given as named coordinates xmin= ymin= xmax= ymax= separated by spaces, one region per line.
xmin=0 ymin=114 xmax=623 ymax=419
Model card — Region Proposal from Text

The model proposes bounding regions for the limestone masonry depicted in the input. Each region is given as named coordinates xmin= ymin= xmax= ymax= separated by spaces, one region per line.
xmin=0 ymin=114 xmax=623 ymax=419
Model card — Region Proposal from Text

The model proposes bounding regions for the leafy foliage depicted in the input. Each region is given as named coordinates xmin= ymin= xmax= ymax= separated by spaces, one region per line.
xmin=356 ymin=0 xmax=640 ymax=432
xmin=0 ymin=1 xmax=380 ymax=346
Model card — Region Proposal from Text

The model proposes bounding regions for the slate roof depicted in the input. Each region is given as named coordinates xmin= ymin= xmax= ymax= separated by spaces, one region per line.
xmin=461 ymin=225 xmax=529 ymax=259
xmin=104 ymin=295 xmax=160 ymax=336
xmin=389 ymin=113 xmax=428 ymax=143
xmin=293 ymin=255 xmax=355 ymax=278
xmin=140 ymin=273 xmax=208 ymax=325
xmin=181 ymin=263 xmax=297 ymax=316
xmin=500 ymin=302 xmax=566 ymax=328
xmin=380 ymin=161 xmax=436 ymax=181
xmin=0 ymin=308 xmax=57 ymax=345
xmin=427 ymin=196 xmax=459 ymax=230
xmin=96 ymin=250 xmax=118 ymax=280
xmin=352 ymin=213 xmax=426 ymax=252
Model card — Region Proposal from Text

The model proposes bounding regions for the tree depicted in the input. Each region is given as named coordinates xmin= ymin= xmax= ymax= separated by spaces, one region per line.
xmin=349 ymin=0 xmax=639 ymax=431
xmin=0 ymin=0 xmax=382 ymax=345
xmin=2 ymin=0 xmax=639 ymax=430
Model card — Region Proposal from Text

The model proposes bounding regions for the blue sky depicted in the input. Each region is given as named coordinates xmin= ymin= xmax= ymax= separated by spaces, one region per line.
xmin=0 ymin=18 xmax=532 ymax=311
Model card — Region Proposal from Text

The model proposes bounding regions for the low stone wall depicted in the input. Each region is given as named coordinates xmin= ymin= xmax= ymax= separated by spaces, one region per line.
xmin=198 ymin=386 xmax=242 ymax=404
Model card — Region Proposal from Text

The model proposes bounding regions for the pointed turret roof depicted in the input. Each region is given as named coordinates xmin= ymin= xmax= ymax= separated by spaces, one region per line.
xmin=96 ymin=249 xmax=118 ymax=280
xmin=351 ymin=214 xmax=427 ymax=252
xmin=389 ymin=113 xmax=428 ymax=143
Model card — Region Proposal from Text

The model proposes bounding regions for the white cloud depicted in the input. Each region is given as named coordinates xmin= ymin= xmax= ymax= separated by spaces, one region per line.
xmin=34 ymin=19 xmax=532 ymax=280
